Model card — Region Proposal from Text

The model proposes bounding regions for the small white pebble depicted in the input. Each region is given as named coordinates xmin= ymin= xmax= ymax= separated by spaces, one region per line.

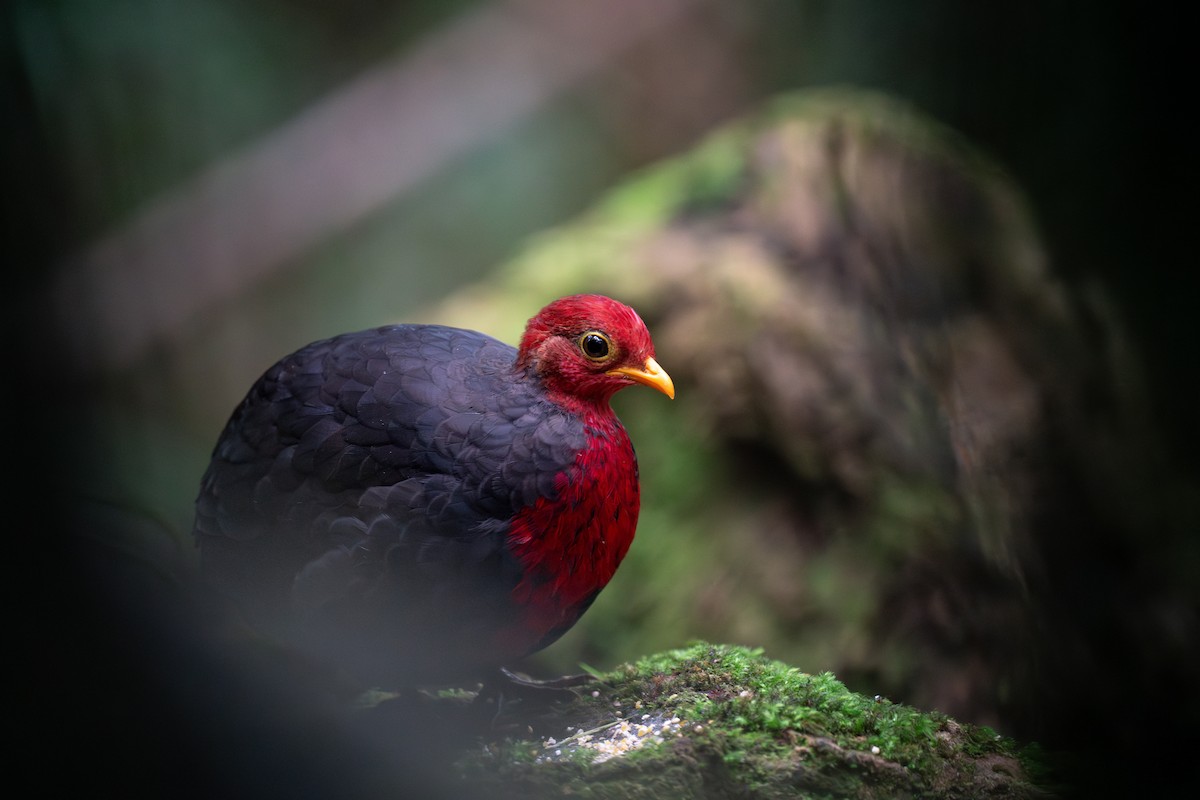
xmin=592 ymin=690 xmax=600 ymax=697
xmin=871 ymin=745 xmax=880 ymax=755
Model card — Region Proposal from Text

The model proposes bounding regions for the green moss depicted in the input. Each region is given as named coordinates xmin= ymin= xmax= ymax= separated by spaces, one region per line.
xmin=621 ymin=643 xmax=945 ymax=771
xmin=458 ymin=643 xmax=1049 ymax=799
xmin=595 ymin=122 xmax=751 ymax=227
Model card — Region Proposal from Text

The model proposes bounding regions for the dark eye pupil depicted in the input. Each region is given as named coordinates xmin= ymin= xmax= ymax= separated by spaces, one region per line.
xmin=582 ymin=334 xmax=609 ymax=358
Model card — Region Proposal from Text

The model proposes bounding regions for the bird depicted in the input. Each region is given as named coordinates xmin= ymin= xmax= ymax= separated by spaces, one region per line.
xmin=192 ymin=294 xmax=674 ymax=695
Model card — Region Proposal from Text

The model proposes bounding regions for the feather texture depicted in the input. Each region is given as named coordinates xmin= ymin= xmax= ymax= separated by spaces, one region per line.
xmin=193 ymin=295 xmax=671 ymax=689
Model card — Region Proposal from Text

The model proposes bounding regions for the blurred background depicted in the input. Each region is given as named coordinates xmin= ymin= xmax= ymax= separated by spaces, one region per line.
xmin=7 ymin=1 xmax=1192 ymax=797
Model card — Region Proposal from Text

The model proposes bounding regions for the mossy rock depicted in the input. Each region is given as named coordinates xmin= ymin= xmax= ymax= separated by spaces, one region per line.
xmin=444 ymin=642 xmax=1053 ymax=799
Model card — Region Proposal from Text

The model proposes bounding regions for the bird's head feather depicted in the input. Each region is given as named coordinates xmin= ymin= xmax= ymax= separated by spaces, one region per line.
xmin=516 ymin=294 xmax=674 ymax=411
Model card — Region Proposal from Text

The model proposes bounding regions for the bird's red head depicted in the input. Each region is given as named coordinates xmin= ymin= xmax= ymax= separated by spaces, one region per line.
xmin=516 ymin=294 xmax=675 ymax=411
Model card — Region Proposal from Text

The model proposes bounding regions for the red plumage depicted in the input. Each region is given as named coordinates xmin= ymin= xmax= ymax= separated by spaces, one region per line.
xmin=193 ymin=294 xmax=673 ymax=691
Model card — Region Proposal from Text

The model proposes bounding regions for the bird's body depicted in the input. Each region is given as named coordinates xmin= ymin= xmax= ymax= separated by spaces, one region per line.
xmin=193 ymin=295 xmax=672 ymax=690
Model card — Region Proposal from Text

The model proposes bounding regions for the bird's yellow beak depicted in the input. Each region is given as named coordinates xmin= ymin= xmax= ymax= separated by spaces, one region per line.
xmin=607 ymin=356 xmax=675 ymax=399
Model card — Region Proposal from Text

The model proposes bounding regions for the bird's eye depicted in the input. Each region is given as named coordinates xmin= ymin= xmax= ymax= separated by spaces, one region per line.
xmin=578 ymin=331 xmax=612 ymax=361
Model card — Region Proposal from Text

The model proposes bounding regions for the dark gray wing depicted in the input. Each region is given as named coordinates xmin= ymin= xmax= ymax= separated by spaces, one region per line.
xmin=192 ymin=323 xmax=586 ymax=685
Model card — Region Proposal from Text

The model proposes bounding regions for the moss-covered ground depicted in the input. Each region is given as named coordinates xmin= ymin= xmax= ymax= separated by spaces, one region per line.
xmin=447 ymin=642 xmax=1054 ymax=799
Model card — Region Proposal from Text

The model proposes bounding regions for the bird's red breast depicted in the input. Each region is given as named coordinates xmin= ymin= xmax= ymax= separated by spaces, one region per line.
xmin=500 ymin=414 xmax=640 ymax=659
xmin=193 ymin=294 xmax=672 ymax=690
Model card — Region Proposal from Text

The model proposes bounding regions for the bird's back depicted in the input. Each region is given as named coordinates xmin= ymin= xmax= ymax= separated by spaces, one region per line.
xmin=193 ymin=323 xmax=592 ymax=687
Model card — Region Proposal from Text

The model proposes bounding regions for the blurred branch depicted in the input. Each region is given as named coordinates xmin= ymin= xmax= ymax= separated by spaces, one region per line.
xmin=51 ymin=0 xmax=705 ymax=375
